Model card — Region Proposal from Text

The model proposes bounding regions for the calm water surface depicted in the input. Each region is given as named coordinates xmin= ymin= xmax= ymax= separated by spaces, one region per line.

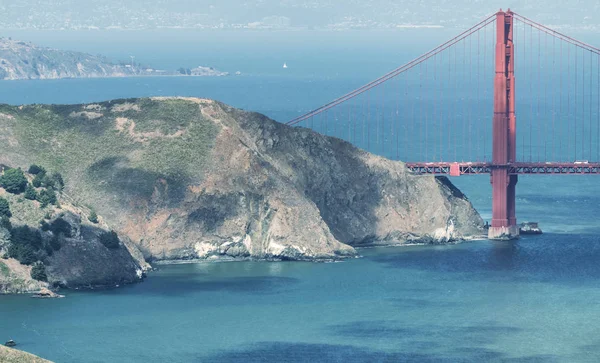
xmin=1 ymin=30 xmax=600 ymax=362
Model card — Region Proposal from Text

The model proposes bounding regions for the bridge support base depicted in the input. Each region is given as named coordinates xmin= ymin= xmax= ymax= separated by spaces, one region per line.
xmin=488 ymin=225 xmax=520 ymax=240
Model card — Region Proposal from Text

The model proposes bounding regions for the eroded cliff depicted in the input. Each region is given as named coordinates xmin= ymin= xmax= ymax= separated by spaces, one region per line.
xmin=0 ymin=97 xmax=484 ymax=263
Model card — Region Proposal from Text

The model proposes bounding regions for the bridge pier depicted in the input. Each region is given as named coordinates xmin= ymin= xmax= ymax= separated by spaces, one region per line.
xmin=488 ymin=9 xmax=519 ymax=240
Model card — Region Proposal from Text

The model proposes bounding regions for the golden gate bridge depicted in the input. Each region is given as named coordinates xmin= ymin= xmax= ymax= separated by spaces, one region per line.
xmin=287 ymin=9 xmax=600 ymax=240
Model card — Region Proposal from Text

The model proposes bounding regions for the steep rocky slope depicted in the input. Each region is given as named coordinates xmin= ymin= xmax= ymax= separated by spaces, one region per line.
xmin=0 ymin=168 xmax=147 ymax=293
xmin=0 ymin=97 xmax=484 ymax=263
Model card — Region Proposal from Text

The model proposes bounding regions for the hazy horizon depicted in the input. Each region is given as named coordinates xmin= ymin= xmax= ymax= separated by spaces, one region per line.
xmin=1 ymin=0 xmax=599 ymax=31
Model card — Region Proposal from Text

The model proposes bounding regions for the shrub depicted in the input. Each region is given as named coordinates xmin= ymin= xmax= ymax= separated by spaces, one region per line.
xmin=49 ymin=236 xmax=61 ymax=251
xmin=88 ymin=211 xmax=98 ymax=224
xmin=7 ymin=243 xmax=37 ymax=265
xmin=24 ymin=184 xmax=37 ymax=200
xmin=99 ymin=230 xmax=120 ymax=249
xmin=28 ymin=165 xmax=46 ymax=175
xmin=0 ymin=197 xmax=11 ymax=218
xmin=30 ymin=262 xmax=47 ymax=281
xmin=40 ymin=221 xmax=50 ymax=231
xmin=0 ymin=168 xmax=27 ymax=194
xmin=37 ymin=188 xmax=57 ymax=208
xmin=0 ymin=216 xmax=11 ymax=231
xmin=11 ymin=226 xmax=43 ymax=250
xmin=8 ymin=226 xmax=43 ymax=265
xmin=32 ymin=172 xmax=44 ymax=188
xmin=50 ymin=173 xmax=64 ymax=191
xmin=50 ymin=218 xmax=72 ymax=238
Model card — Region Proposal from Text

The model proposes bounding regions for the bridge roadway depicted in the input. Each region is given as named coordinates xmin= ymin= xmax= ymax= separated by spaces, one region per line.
xmin=405 ymin=162 xmax=600 ymax=176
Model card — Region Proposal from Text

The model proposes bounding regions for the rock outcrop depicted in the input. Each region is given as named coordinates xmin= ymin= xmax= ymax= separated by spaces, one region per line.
xmin=0 ymin=97 xmax=484 ymax=264
xmin=0 ymin=170 xmax=147 ymax=293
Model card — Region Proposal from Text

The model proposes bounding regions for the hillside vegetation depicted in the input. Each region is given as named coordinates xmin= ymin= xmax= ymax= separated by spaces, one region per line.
xmin=0 ymin=163 xmax=145 ymax=293
xmin=0 ymin=97 xmax=484 ymax=262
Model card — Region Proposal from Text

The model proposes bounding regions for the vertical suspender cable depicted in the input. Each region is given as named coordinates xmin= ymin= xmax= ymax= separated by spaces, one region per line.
xmin=544 ymin=32 xmax=548 ymax=161
xmin=536 ymin=31 xmax=542 ymax=163
xmin=588 ymin=52 xmax=593 ymax=160
xmin=552 ymin=36 xmax=556 ymax=161
xmin=395 ymin=73 xmax=400 ymax=160
xmin=433 ymin=53 xmax=437 ymax=161
xmin=477 ymin=29 xmax=481 ymax=161
xmin=417 ymin=63 xmax=423 ymax=160
xmin=560 ymin=39 xmax=563 ymax=161
xmin=367 ymin=90 xmax=371 ymax=150
xmin=411 ymin=70 xmax=416 ymax=161
xmin=576 ymin=46 xmax=578 ymax=161
xmin=447 ymin=38 xmax=454 ymax=159
xmin=405 ymin=72 xmax=409 ymax=160
xmin=463 ymin=38 xmax=467 ymax=161
xmin=382 ymin=80 xmax=386 ymax=154
xmin=425 ymin=57 xmax=428 ymax=161
xmin=583 ymin=46 xmax=585 ymax=160
xmin=568 ymin=43 xmax=571 ymax=160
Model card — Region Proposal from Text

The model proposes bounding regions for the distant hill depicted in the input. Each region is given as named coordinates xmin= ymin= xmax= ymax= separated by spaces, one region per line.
xmin=0 ymin=0 xmax=597 ymax=31
xmin=0 ymin=37 xmax=228 ymax=80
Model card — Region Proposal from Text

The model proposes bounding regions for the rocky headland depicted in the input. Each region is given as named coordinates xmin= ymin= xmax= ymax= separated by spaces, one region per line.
xmin=0 ymin=165 xmax=147 ymax=294
xmin=0 ymin=97 xmax=484 ymax=289
xmin=0 ymin=37 xmax=228 ymax=80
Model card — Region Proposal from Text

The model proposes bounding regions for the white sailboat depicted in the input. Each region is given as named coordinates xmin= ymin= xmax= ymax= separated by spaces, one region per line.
xmin=283 ymin=62 xmax=288 ymax=69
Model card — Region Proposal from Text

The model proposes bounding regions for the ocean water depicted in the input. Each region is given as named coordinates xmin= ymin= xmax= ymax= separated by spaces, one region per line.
xmin=1 ymin=30 xmax=600 ymax=362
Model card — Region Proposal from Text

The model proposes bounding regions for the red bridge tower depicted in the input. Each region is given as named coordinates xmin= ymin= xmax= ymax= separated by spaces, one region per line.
xmin=489 ymin=9 xmax=519 ymax=240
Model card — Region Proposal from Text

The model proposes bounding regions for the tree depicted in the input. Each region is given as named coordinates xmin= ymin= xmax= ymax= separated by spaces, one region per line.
xmin=8 ymin=226 xmax=43 ymax=265
xmin=8 ymin=243 xmax=37 ymax=265
xmin=24 ymin=184 xmax=37 ymax=200
xmin=0 ymin=216 xmax=11 ymax=231
xmin=30 ymin=262 xmax=47 ymax=281
xmin=99 ymin=230 xmax=120 ymax=249
xmin=11 ymin=226 xmax=43 ymax=250
xmin=50 ymin=218 xmax=72 ymax=238
xmin=88 ymin=211 xmax=98 ymax=224
xmin=32 ymin=172 xmax=45 ymax=188
xmin=28 ymin=165 xmax=46 ymax=175
xmin=48 ymin=236 xmax=61 ymax=251
xmin=50 ymin=173 xmax=64 ymax=191
xmin=0 ymin=197 xmax=11 ymax=218
xmin=0 ymin=168 xmax=27 ymax=194
xmin=37 ymin=188 xmax=57 ymax=208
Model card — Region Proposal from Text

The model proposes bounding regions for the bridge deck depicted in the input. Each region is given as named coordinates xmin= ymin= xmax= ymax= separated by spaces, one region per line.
xmin=405 ymin=162 xmax=600 ymax=176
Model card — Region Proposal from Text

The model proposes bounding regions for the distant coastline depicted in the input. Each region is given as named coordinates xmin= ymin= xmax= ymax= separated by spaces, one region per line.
xmin=0 ymin=37 xmax=230 ymax=81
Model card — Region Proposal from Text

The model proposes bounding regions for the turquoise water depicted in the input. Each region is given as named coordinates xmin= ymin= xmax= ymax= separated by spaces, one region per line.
xmin=1 ymin=30 xmax=600 ymax=362
xmin=3 ymin=234 xmax=600 ymax=362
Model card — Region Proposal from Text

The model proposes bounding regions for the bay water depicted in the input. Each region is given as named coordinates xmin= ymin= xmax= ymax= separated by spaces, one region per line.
xmin=0 ymin=29 xmax=600 ymax=362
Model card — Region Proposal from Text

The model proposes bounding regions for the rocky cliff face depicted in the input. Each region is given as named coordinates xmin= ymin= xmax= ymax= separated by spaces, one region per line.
xmin=0 ymin=97 xmax=484 ymax=264
xmin=0 ymin=173 xmax=147 ymax=294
